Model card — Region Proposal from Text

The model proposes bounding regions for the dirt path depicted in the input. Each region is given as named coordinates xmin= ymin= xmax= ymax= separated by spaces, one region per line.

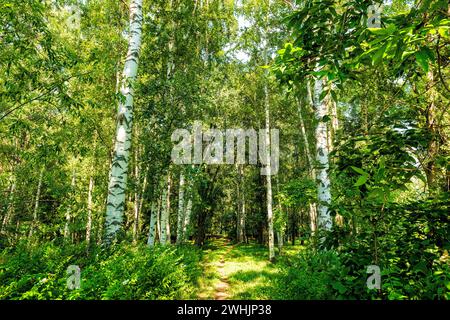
xmin=213 ymin=243 xmax=234 ymax=300
xmin=197 ymin=237 xmax=288 ymax=300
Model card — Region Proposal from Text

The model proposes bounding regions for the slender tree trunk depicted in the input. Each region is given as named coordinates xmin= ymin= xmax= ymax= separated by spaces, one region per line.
xmin=156 ymin=194 xmax=162 ymax=241
xmin=277 ymin=231 xmax=283 ymax=254
xmin=236 ymin=165 xmax=246 ymax=243
xmin=160 ymin=174 xmax=171 ymax=245
xmin=166 ymin=174 xmax=172 ymax=243
xmin=160 ymin=188 xmax=168 ymax=245
xmin=147 ymin=202 xmax=157 ymax=246
xmin=132 ymin=149 xmax=140 ymax=243
xmin=183 ymin=198 xmax=192 ymax=241
xmin=264 ymin=82 xmax=275 ymax=261
xmin=1 ymin=179 xmax=16 ymax=233
xmin=176 ymin=173 xmax=185 ymax=244
xmin=425 ymin=69 xmax=438 ymax=191
xmin=29 ymin=166 xmax=44 ymax=238
xmin=313 ymin=75 xmax=332 ymax=232
xmin=276 ymin=176 xmax=283 ymax=254
xmin=86 ymin=175 xmax=94 ymax=246
xmin=104 ymin=0 xmax=143 ymax=244
xmin=64 ymin=169 xmax=76 ymax=240
xmin=263 ymin=1 xmax=275 ymax=261
xmin=138 ymin=170 xmax=147 ymax=227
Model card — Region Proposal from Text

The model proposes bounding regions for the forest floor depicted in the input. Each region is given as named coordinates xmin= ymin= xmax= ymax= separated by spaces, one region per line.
xmin=196 ymin=237 xmax=304 ymax=300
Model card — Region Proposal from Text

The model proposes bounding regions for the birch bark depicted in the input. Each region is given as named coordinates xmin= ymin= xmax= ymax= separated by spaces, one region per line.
xmin=104 ymin=0 xmax=143 ymax=244
xmin=313 ymin=76 xmax=332 ymax=231
xmin=176 ymin=173 xmax=185 ymax=244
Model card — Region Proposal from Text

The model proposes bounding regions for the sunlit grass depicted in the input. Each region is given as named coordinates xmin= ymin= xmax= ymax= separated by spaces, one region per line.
xmin=195 ymin=238 xmax=307 ymax=300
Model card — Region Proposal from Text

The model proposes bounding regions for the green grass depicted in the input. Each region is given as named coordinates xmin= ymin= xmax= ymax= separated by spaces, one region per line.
xmin=196 ymin=237 xmax=306 ymax=300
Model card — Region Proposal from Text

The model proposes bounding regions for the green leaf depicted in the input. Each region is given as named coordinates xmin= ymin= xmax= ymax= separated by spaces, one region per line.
xmin=354 ymin=174 xmax=369 ymax=187
xmin=372 ymin=42 xmax=388 ymax=65
xmin=350 ymin=166 xmax=367 ymax=175
xmin=330 ymin=90 xmax=338 ymax=102
xmin=415 ymin=49 xmax=429 ymax=72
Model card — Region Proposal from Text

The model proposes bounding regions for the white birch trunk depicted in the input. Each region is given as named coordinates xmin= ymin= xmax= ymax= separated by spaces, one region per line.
xmin=160 ymin=174 xmax=171 ymax=245
xmin=160 ymin=188 xmax=168 ymax=245
xmin=313 ymin=76 xmax=332 ymax=231
xmin=86 ymin=175 xmax=94 ymax=245
xmin=166 ymin=175 xmax=171 ymax=243
xmin=1 ymin=179 xmax=15 ymax=233
xmin=264 ymin=81 xmax=275 ymax=261
xmin=104 ymin=0 xmax=143 ymax=244
xmin=237 ymin=165 xmax=246 ymax=243
xmin=138 ymin=172 xmax=147 ymax=223
xmin=29 ymin=166 xmax=44 ymax=238
xmin=277 ymin=231 xmax=283 ymax=253
xmin=64 ymin=169 xmax=76 ymax=240
xmin=132 ymin=150 xmax=140 ymax=243
xmin=176 ymin=173 xmax=185 ymax=244
xmin=183 ymin=198 xmax=192 ymax=241
xmin=156 ymin=194 xmax=162 ymax=241
xmin=147 ymin=202 xmax=157 ymax=246
xmin=263 ymin=2 xmax=275 ymax=260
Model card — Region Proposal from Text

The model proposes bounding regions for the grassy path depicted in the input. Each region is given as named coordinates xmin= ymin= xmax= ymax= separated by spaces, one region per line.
xmin=196 ymin=237 xmax=304 ymax=300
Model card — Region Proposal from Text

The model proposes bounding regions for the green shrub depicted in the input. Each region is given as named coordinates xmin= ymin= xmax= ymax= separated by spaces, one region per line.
xmin=279 ymin=249 xmax=351 ymax=300
xmin=0 ymin=241 xmax=203 ymax=300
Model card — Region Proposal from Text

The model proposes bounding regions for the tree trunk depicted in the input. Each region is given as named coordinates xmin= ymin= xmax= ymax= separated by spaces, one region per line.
xmin=132 ymin=150 xmax=140 ymax=243
xmin=147 ymin=202 xmax=157 ymax=246
xmin=156 ymin=194 xmax=162 ymax=241
xmin=138 ymin=170 xmax=147 ymax=225
xmin=86 ymin=175 xmax=94 ymax=246
xmin=64 ymin=169 xmax=76 ymax=240
xmin=236 ymin=165 xmax=246 ymax=243
xmin=183 ymin=198 xmax=193 ymax=241
xmin=263 ymin=2 xmax=275 ymax=261
xmin=176 ymin=173 xmax=185 ymax=244
xmin=160 ymin=174 xmax=171 ymax=245
xmin=277 ymin=231 xmax=283 ymax=254
xmin=425 ymin=69 xmax=438 ymax=191
xmin=313 ymin=75 xmax=332 ymax=232
xmin=104 ymin=0 xmax=143 ymax=244
xmin=1 ymin=179 xmax=16 ymax=234
xmin=29 ymin=166 xmax=44 ymax=238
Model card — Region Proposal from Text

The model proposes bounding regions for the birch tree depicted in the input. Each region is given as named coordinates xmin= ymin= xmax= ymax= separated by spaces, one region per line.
xmin=183 ymin=198 xmax=193 ymax=241
xmin=176 ymin=173 xmax=185 ymax=244
xmin=263 ymin=0 xmax=275 ymax=261
xmin=313 ymin=75 xmax=332 ymax=231
xmin=86 ymin=176 xmax=94 ymax=246
xmin=1 ymin=178 xmax=16 ymax=235
xmin=160 ymin=174 xmax=171 ymax=245
xmin=104 ymin=0 xmax=143 ymax=244
xmin=236 ymin=165 xmax=246 ymax=243
xmin=29 ymin=166 xmax=45 ymax=238
xmin=147 ymin=202 xmax=157 ymax=246
xmin=64 ymin=169 xmax=76 ymax=240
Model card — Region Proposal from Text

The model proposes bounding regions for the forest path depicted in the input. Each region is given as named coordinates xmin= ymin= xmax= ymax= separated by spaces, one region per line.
xmin=213 ymin=240 xmax=234 ymax=300
xmin=196 ymin=237 xmax=286 ymax=300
